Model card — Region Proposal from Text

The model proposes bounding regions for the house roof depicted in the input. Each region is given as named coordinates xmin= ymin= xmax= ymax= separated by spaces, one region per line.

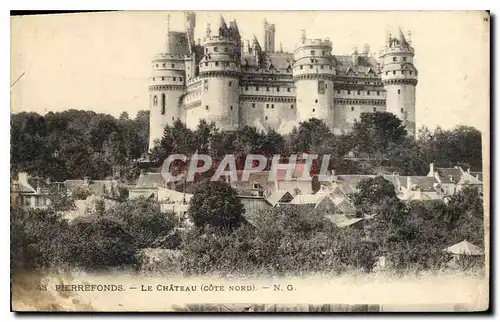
xmin=403 ymin=176 xmax=440 ymax=191
xmin=325 ymin=214 xmax=363 ymax=228
xmin=335 ymin=198 xmax=357 ymax=214
xmin=290 ymin=193 xmax=327 ymax=205
xmin=435 ymin=168 xmax=462 ymax=183
xmin=265 ymin=190 xmax=293 ymax=207
xmin=444 ymin=240 xmax=483 ymax=255
xmin=457 ymin=172 xmax=483 ymax=185
xmin=136 ymin=173 xmax=166 ymax=189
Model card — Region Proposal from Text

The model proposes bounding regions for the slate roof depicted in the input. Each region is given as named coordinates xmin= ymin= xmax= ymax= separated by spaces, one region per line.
xmin=403 ymin=176 xmax=440 ymax=191
xmin=334 ymin=55 xmax=379 ymax=76
xmin=266 ymin=190 xmax=294 ymax=207
xmin=435 ymin=168 xmax=462 ymax=184
xmin=290 ymin=193 xmax=328 ymax=205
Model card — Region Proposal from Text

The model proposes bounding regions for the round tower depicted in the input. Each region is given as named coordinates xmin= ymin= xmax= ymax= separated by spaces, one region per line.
xmin=292 ymin=34 xmax=335 ymax=127
xmin=148 ymin=29 xmax=187 ymax=151
xmin=380 ymin=28 xmax=418 ymax=136
xmin=197 ymin=16 xmax=241 ymax=131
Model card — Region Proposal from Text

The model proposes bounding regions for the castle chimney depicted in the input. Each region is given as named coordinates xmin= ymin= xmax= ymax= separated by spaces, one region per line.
xmin=363 ymin=43 xmax=370 ymax=56
xmin=300 ymin=29 xmax=306 ymax=42
xmin=351 ymin=46 xmax=359 ymax=66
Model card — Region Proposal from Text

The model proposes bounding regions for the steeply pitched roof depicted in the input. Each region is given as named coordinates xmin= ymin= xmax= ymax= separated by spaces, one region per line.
xmin=457 ymin=172 xmax=482 ymax=185
xmin=266 ymin=190 xmax=293 ymax=207
xmin=290 ymin=193 xmax=327 ymax=205
xmin=435 ymin=168 xmax=462 ymax=183
xmin=403 ymin=176 xmax=440 ymax=191
xmin=334 ymin=55 xmax=379 ymax=75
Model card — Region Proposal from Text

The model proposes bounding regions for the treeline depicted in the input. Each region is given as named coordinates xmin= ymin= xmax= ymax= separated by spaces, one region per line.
xmin=10 ymin=110 xmax=149 ymax=182
xmin=11 ymin=177 xmax=484 ymax=276
xmin=150 ymin=112 xmax=482 ymax=176
xmin=11 ymin=111 xmax=482 ymax=182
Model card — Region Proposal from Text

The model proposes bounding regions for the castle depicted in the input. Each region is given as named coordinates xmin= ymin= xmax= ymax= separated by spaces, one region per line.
xmin=148 ymin=12 xmax=418 ymax=150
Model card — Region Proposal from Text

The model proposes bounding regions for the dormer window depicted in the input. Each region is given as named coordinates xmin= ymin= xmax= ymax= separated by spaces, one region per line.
xmin=311 ymin=50 xmax=316 ymax=55
xmin=398 ymin=89 xmax=401 ymax=94
xmin=171 ymin=64 xmax=175 ymax=68
xmin=393 ymin=57 xmax=397 ymax=62
xmin=409 ymin=71 xmax=413 ymax=75
xmin=215 ymin=61 xmax=219 ymax=66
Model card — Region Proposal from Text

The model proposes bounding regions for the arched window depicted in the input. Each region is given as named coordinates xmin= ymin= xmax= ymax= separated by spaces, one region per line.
xmin=161 ymin=94 xmax=166 ymax=115
xmin=153 ymin=95 xmax=158 ymax=106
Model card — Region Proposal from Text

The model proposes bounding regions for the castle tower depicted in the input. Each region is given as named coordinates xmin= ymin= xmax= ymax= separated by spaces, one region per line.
xmin=148 ymin=15 xmax=187 ymax=151
xmin=292 ymin=33 xmax=335 ymax=126
xmin=196 ymin=15 xmax=241 ymax=131
xmin=263 ymin=19 xmax=276 ymax=52
xmin=380 ymin=28 xmax=418 ymax=136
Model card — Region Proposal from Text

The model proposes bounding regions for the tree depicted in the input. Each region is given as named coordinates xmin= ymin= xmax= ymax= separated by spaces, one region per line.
xmin=188 ymin=180 xmax=245 ymax=231
xmin=352 ymin=112 xmax=407 ymax=162
xmin=290 ymin=118 xmax=333 ymax=154
xmin=351 ymin=176 xmax=399 ymax=217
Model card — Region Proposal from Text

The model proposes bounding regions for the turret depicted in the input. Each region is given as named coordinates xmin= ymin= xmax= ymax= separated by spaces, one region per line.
xmin=197 ymin=15 xmax=241 ymax=131
xmin=292 ymin=34 xmax=336 ymax=127
xmin=380 ymin=27 xmax=418 ymax=136
xmin=148 ymin=16 xmax=188 ymax=151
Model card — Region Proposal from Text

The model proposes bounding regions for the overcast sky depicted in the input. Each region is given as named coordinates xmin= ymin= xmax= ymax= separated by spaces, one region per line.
xmin=11 ymin=11 xmax=489 ymax=133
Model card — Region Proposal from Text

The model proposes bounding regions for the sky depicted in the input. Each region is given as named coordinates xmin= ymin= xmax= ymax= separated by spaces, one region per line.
xmin=10 ymin=11 xmax=490 ymax=133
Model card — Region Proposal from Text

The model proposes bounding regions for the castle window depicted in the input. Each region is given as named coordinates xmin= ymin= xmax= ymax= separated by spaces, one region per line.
xmin=401 ymin=108 xmax=404 ymax=113
xmin=409 ymin=71 xmax=413 ymax=75
xmin=245 ymin=85 xmax=249 ymax=90
xmin=291 ymin=104 xmax=294 ymax=109
xmin=347 ymin=90 xmax=351 ymax=95
xmin=357 ymin=90 xmax=361 ymax=95
xmin=162 ymin=77 xmax=165 ymax=81
xmin=271 ymin=104 xmax=274 ymax=109
xmin=230 ymin=106 xmax=233 ymax=110
xmin=313 ymin=109 xmax=315 ymax=112
xmin=393 ymin=71 xmax=396 ymax=75
xmin=265 ymin=116 xmax=268 ymax=120
xmin=206 ymin=105 xmax=209 ymax=110
xmin=398 ymin=89 xmax=401 ymax=94
xmin=373 ymin=107 xmax=376 ymax=112
xmin=266 ymin=104 xmax=269 ymax=108
xmin=252 ymin=103 xmax=256 ymax=108
xmin=311 ymin=50 xmax=316 ymax=55
xmin=228 ymin=81 xmax=232 ymax=87
xmin=173 ymin=77 xmax=177 ymax=81
xmin=323 ymin=51 xmax=326 ymax=55
xmin=377 ymin=91 xmax=380 ymax=96
xmin=310 ymin=58 xmax=314 ymax=63
xmin=156 ymin=64 xmax=158 ymax=67
xmin=180 ymin=77 xmax=183 ymax=82
xmin=266 ymin=87 xmax=270 ymax=92
xmin=287 ymin=88 xmax=291 ymax=92
xmin=300 ymin=65 xmax=303 ymax=70
xmin=256 ymin=86 xmax=259 ymax=91
xmin=393 ymin=57 xmax=397 ymax=62
xmin=386 ymin=71 xmax=389 ymax=75
xmin=215 ymin=61 xmax=219 ymax=66
xmin=337 ymin=90 xmax=341 ymax=94
xmin=171 ymin=64 xmax=175 ymax=68
xmin=162 ymin=63 xmax=166 ymax=67
xmin=224 ymin=47 xmax=228 ymax=52
xmin=205 ymin=48 xmax=208 ymax=54
xmin=320 ymin=65 xmax=324 ymax=69
xmin=172 ymin=117 xmax=174 ymax=121
xmin=329 ymin=65 xmax=333 ymax=70
xmin=277 ymin=86 xmax=280 ymax=92
xmin=367 ymin=91 xmax=370 ymax=95
xmin=205 ymin=62 xmax=208 ymax=66
xmin=403 ymin=57 xmax=407 ymax=61
xmin=214 ymin=47 xmax=218 ymax=52
xmin=310 ymin=65 xmax=313 ymax=69
xmin=315 ymin=99 xmax=318 ymax=103
xmin=161 ymin=94 xmax=166 ymax=115
xmin=351 ymin=106 xmax=354 ymax=111
xmin=153 ymin=77 xmax=155 ymax=81
xmin=153 ymin=95 xmax=158 ymax=106
xmin=325 ymin=84 xmax=327 ymax=88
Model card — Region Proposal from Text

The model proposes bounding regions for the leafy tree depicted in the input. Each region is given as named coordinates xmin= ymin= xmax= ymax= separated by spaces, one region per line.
xmin=188 ymin=180 xmax=245 ymax=231
xmin=352 ymin=176 xmax=399 ymax=216
xmin=290 ymin=118 xmax=333 ymax=154
xmin=352 ymin=112 xmax=407 ymax=163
